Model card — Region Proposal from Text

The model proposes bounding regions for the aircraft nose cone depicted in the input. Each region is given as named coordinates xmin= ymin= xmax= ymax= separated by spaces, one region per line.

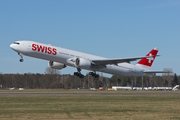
xmin=10 ymin=44 xmax=13 ymax=49
xmin=10 ymin=43 xmax=19 ymax=52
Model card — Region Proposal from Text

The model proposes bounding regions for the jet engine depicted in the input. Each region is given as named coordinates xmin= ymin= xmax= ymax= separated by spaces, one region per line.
xmin=49 ymin=61 xmax=66 ymax=69
xmin=75 ymin=58 xmax=91 ymax=69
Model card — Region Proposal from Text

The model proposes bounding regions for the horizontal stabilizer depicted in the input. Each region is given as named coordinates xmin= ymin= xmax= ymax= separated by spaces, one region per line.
xmin=143 ymin=70 xmax=171 ymax=73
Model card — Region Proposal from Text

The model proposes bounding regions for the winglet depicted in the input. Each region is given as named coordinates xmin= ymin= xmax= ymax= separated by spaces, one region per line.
xmin=137 ymin=48 xmax=158 ymax=68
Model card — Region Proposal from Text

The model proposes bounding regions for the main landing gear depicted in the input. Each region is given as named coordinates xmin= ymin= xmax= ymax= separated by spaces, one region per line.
xmin=74 ymin=68 xmax=84 ymax=78
xmin=18 ymin=53 xmax=24 ymax=62
xmin=89 ymin=72 xmax=99 ymax=78
xmin=74 ymin=68 xmax=100 ymax=79
xmin=74 ymin=72 xmax=84 ymax=78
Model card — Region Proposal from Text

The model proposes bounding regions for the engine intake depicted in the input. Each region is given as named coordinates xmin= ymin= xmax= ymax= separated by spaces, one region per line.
xmin=49 ymin=61 xmax=66 ymax=69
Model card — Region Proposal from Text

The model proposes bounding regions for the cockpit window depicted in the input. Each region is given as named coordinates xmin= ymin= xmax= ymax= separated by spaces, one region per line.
xmin=14 ymin=42 xmax=20 ymax=45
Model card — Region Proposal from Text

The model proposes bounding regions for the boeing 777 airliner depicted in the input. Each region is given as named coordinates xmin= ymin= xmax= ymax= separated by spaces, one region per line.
xmin=10 ymin=40 xmax=168 ymax=78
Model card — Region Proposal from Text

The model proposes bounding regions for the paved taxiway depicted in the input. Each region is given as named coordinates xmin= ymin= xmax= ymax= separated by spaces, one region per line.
xmin=0 ymin=89 xmax=180 ymax=97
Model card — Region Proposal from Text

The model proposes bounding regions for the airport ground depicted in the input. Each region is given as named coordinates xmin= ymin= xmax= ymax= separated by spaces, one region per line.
xmin=0 ymin=89 xmax=180 ymax=120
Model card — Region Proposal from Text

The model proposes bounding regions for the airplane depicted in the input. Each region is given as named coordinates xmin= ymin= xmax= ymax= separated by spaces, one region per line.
xmin=10 ymin=40 xmax=169 ymax=78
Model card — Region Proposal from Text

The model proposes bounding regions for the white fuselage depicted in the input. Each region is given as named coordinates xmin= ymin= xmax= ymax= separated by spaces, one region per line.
xmin=10 ymin=41 xmax=149 ymax=76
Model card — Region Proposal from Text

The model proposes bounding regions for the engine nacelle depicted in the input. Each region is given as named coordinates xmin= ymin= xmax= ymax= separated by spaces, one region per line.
xmin=75 ymin=58 xmax=91 ymax=69
xmin=49 ymin=61 xmax=66 ymax=69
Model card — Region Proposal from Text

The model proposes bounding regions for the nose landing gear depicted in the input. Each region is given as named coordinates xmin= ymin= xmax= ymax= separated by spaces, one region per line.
xmin=18 ymin=53 xmax=24 ymax=62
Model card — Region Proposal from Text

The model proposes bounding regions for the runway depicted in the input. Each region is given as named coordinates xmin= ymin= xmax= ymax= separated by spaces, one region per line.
xmin=0 ymin=89 xmax=179 ymax=97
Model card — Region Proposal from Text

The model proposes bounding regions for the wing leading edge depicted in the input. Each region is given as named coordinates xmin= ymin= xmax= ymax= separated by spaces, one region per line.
xmin=92 ymin=56 xmax=158 ymax=66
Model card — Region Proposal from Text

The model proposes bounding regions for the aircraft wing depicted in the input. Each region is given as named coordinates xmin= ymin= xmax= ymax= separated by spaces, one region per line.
xmin=92 ymin=56 xmax=155 ymax=65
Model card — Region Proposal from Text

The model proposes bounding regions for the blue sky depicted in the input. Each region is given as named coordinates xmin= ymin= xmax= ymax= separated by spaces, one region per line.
xmin=0 ymin=0 xmax=180 ymax=77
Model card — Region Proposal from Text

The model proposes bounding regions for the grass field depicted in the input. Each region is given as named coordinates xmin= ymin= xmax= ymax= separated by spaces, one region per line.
xmin=0 ymin=89 xmax=180 ymax=120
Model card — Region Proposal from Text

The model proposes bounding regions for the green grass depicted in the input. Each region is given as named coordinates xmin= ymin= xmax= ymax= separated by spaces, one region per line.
xmin=0 ymin=90 xmax=180 ymax=120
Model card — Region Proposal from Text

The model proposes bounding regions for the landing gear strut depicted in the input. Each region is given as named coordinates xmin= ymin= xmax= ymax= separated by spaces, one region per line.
xmin=18 ymin=53 xmax=24 ymax=62
xmin=74 ymin=68 xmax=84 ymax=78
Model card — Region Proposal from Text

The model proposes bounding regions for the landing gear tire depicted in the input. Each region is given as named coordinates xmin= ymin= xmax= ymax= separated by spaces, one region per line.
xmin=89 ymin=72 xmax=99 ymax=78
xmin=74 ymin=72 xmax=84 ymax=78
xmin=80 ymin=74 xmax=84 ymax=78
xmin=95 ymin=74 xmax=99 ymax=78
xmin=20 ymin=59 xmax=24 ymax=62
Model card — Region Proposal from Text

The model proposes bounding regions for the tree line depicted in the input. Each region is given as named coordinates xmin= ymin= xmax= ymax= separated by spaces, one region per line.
xmin=0 ymin=72 xmax=179 ymax=89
